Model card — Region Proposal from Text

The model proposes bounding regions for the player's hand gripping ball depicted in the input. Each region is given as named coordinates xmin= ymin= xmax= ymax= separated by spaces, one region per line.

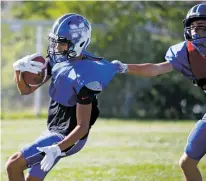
xmin=22 ymin=55 xmax=47 ymax=86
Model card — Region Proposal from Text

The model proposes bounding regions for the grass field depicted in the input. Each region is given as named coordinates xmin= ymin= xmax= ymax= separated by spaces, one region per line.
xmin=1 ymin=118 xmax=206 ymax=181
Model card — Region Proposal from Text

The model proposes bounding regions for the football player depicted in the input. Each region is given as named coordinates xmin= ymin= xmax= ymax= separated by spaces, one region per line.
xmin=113 ymin=3 xmax=206 ymax=181
xmin=7 ymin=14 xmax=121 ymax=181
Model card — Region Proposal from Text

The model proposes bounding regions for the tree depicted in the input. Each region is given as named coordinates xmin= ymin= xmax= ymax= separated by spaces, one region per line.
xmin=2 ymin=1 xmax=205 ymax=119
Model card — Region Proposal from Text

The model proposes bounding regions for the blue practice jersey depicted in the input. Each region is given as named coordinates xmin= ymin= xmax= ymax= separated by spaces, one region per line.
xmin=48 ymin=52 xmax=118 ymax=107
xmin=46 ymin=51 xmax=117 ymax=135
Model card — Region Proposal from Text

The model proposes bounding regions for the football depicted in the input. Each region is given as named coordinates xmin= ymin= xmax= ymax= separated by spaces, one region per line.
xmin=22 ymin=56 xmax=47 ymax=86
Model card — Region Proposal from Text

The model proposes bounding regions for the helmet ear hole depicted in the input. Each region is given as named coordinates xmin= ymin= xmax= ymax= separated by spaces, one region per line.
xmin=80 ymin=41 xmax=85 ymax=47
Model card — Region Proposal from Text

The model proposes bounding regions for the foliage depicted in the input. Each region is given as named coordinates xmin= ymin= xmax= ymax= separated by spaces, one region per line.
xmin=2 ymin=1 xmax=205 ymax=119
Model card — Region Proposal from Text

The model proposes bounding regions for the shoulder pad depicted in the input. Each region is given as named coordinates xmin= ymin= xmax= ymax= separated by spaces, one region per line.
xmin=83 ymin=51 xmax=104 ymax=61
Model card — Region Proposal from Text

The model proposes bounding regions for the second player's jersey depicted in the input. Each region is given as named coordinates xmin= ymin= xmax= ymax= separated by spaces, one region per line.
xmin=165 ymin=41 xmax=195 ymax=80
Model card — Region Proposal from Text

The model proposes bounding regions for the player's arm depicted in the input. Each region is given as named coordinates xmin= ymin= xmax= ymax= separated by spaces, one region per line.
xmin=36 ymin=84 xmax=101 ymax=171
xmin=58 ymin=103 xmax=92 ymax=151
xmin=127 ymin=61 xmax=173 ymax=77
xmin=112 ymin=60 xmax=173 ymax=77
xmin=58 ymin=85 xmax=100 ymax=151
xmin=36 ymin=98 xmax=93 ymax=172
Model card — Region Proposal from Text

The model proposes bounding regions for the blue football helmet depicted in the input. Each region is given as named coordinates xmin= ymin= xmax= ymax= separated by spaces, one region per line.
xmin=183 ymin=3 xmax=206 ymax=41
xmin=47 ymin=13 xmax=92 ymax=63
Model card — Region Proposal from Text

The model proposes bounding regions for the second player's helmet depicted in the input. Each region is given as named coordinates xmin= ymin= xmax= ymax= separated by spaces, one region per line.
xmin=48 ymin=13 xmax=91 ymax=61
xmin=183 ymin=3 xmax=206 ymax=41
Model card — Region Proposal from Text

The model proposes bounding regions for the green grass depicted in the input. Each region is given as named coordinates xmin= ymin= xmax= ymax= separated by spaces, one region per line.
xmin=1 ymin=119 xmax=206 ymax=181
xmin=1 ymin=110 xmax=48 ymax=120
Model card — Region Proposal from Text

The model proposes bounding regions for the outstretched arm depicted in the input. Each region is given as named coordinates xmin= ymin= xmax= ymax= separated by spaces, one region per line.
xmin=127 ymin=61 xmax=173 ymax=77
xmin=112 ymin=60 xmax=173 ymax=77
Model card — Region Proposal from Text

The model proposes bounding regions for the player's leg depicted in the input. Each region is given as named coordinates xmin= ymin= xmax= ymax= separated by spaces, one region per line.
xmin=179 ymin=115 xmax=206 ymax=181
xmin=5 ymin=132 xmax=63 ymax=181
xmin=6 ymin=151 xmax=28 ymax=181
xmin=24 ymin=134 xmax=88 ymax=181
xmin=179 ymin=153 xmax=201 ymax=181
xmin=25 ymin=130 xmax=65 ymax=180
xmin=24 ymin=159 xmax=61 ymax=181
xmin=63 ymin=134 xmax=88 ymax=156
xmin=24 ymin=100 xmax=99 ymax=181
xmin=24 ymin=133 xmax=88 ymax=181
xmin=6 ymin=130 xmax=64 ymax=181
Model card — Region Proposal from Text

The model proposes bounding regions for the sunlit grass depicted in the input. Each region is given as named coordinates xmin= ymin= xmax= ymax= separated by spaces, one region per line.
xmin=1 ymin=119 xmax=206 ymax=181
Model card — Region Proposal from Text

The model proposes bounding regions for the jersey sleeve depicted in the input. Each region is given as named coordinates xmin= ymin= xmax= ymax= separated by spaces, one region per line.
xmin=77 ymin=81 xmax=102 ymax=104
xmin=165 ymin=42 xmax=187 ymax=71
xmin=165 ymin=41 xmax=194 ymax=79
